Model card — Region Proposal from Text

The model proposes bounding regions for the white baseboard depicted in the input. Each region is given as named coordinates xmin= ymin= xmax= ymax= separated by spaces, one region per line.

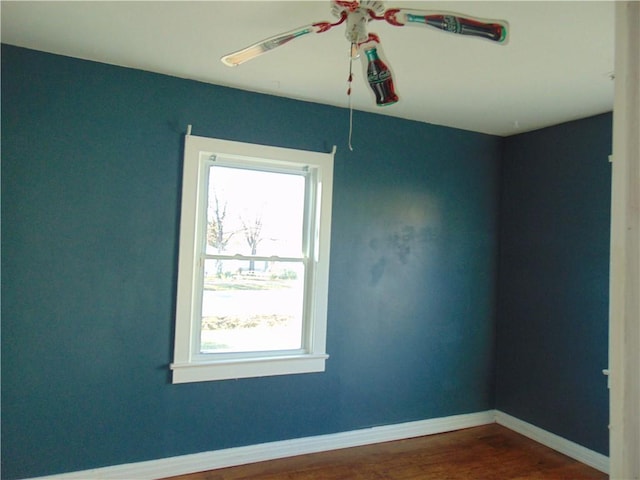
xmin=31 ymin=410 xmax=495 ymax=480
xmin=30 ymin=410 xmax=610 ymax=479
xmin=494 ymin=410 xmax=610 ymax=474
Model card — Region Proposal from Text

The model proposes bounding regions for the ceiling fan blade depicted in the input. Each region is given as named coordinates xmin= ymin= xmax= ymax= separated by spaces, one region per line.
xmin=387 ymin=9 xmax=509 ymax=44
xmin=221 ymin=24 xmax=325 ymax=66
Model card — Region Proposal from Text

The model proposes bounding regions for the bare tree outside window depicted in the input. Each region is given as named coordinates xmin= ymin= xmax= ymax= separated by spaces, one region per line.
xmin=207 ymin=193 xmax=234 ymax=276
xmin=240 ymin=214 xmax=263 ymax=272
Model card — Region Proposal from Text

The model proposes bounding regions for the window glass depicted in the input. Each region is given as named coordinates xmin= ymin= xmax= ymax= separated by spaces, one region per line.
xmin=201 ymin=260 xmax=305 ymax=354
xmin=205 ymin=166 xmax=305 ymax=258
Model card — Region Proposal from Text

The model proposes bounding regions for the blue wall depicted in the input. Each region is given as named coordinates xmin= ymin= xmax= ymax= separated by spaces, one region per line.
xmin=495 ymin=113 xmax=612 ymax=455
xmin=1 ymin=45 xmax=501 ymax=479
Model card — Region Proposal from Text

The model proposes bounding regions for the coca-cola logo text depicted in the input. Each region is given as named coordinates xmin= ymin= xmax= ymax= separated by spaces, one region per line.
xmin=368 ymin=70 xmax=392 ymax=83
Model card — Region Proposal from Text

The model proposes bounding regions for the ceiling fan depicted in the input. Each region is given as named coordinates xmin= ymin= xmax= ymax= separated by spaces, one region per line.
xmin=221 ymin=1 xmax=509 ymax=107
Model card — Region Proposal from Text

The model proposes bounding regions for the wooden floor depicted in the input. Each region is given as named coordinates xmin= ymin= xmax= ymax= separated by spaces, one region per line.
xmin=163 ymin=424 xmax=607 ymax=480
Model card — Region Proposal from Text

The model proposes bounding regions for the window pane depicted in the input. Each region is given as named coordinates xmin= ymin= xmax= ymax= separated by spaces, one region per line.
xmin=201 ymin=259 xmax=305 ymax=353
xmin=206 ymin=166 xmax=305 ymax=257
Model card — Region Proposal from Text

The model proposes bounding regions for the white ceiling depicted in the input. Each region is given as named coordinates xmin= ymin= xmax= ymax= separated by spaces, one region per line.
xmin=1 ymin=1 xmax=615 ymax=136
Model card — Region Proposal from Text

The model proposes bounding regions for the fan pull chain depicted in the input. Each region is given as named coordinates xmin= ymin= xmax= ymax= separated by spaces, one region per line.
xmin=347 ymin=43 xmax=356 ymax=151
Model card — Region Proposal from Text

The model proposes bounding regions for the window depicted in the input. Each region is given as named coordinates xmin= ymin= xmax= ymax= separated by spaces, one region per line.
xmin=171 ymin=134 xmax=334 ymax=383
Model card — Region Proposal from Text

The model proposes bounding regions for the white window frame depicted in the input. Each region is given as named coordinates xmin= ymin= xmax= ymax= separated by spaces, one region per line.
xmin=171 ymin=134 xmax=334 ymax=383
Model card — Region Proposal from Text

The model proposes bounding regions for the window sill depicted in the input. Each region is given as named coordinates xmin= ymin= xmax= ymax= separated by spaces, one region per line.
xmin=170 ymin=353 xmax=329 ymax=383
